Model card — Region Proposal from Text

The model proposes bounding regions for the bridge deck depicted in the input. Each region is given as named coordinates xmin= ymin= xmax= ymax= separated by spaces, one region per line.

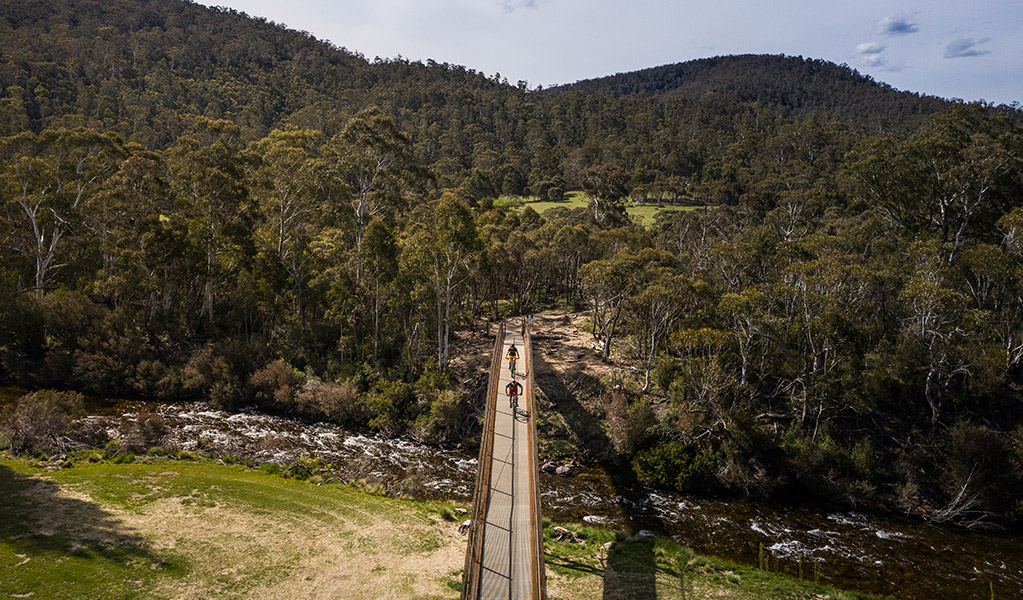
xmin=462 ymin=323 xmax=544 ymax=600
xmin=477 ymin=328 xmax=535 ymax=599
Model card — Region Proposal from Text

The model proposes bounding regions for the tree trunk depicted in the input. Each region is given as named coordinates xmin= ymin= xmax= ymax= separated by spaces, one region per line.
xmin=202 ymin=242 xmax=215 ymax=330
xmin=925 ymin=362 xmax=942 ymax=425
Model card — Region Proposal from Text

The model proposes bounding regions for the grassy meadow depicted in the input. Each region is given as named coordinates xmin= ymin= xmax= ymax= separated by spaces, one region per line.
xmin=0 ymin=456 xmax=886 ymax=600
xmin=496 ymin=192 xmax=708 ymax=226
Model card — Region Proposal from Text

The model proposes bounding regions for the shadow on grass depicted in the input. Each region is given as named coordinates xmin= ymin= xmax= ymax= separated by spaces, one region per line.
xmin=0 ymin=462 xmax=161 ymax=566
xmin=532 ymin=349 xmax=665 ymax=599
xmin=545 ymin=554 xmax=605 ymax=577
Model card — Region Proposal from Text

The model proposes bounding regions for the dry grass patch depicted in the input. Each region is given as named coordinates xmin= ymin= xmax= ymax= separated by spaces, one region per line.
xmin=1 ymin=459 xmax=465 ymax=600
xmin=1 ymin=458 xmax=882 ymax=600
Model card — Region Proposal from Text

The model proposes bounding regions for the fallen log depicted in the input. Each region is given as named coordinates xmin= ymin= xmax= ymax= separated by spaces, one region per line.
xmin=757 ymin=412 xmax=796 ymax=422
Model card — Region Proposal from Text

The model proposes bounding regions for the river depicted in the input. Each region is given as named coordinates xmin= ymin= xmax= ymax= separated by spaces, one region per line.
xmin=61 ymin=398 xmax=1023 ymax=598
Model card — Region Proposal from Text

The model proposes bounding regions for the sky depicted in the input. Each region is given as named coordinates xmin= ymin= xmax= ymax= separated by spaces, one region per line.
xmin=195 ymin=0 xmax=1022 ymax=105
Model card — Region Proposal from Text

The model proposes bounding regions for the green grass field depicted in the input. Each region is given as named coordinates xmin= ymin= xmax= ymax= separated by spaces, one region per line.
xmin=0 ymin=456 xmax=885 ymax=600
xmin=496 ymin=192 xmax=709 ymax=226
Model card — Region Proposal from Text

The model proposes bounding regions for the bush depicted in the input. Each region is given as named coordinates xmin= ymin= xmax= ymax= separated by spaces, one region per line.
xmin=78 ymin=449 xmax=104 ymax=463
xmin=123 ymin=411 xmax=169 ymax=452
xmin=632 ymin=440 xmax=719 ymax=493
xmin=717 ymin=411 xmax=786 ymax=496
xmin=104 ymin=439 xmax=122 ymax=458
xmin=293 ymin=379 xmax=365 ymax=425
xmin=416 ymin=389 xmax=467 ymax=442
xmin=112 ymin=453 xmax=135 ymax=464
xmin=260 ymin=462 xmax=283 ymax=476
xmin=0 ymin=390 xmax=84 ymax=456
xmin=652 ymin=358 xmax=684 ymax=393
xmin=249 ymin=360 xmax=302 ymax=410
xmin=284 ymin=456 xmax=330 ymax=481
xmin=937 ymin=421 xmax=1019 ymax=524
xmin=367 ymin=381 xmax=417 ymax=435
xmin=183 ymin=342 xmax=255 ymax=410
xmin=606 ymin=392 xmax=656 ymax=456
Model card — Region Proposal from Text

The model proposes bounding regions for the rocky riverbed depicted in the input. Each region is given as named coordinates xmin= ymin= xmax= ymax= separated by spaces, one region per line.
xmin=68 ymin=398 xmax=1023 ymax=600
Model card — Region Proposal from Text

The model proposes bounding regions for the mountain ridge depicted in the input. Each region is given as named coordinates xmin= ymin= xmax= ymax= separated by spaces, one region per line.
xmin=0 ymin=0 xmax=965 ymax=140
xmin=553 ymin=54 xmax=953 ymax=124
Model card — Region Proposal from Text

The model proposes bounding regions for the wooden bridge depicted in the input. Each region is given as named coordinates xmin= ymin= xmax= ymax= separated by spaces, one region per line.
xmin=461 ymin=321 xmax=547 ymax=600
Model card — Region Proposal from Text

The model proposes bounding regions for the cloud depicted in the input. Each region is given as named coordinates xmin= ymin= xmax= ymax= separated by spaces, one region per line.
xmin=856 ymin=42 xmax=886 ymax=67
xmin=944 ymin=38 xmax=991 ymax=58
xmin=877 ymin=16 xmax=918 ymax=36
xmin=499 ymin=0 xmax=538 ymax=13
xmin=856 ymin=42 xmax=885 ymax=55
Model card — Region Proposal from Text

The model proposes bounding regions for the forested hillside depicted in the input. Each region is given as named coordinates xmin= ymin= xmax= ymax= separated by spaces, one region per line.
xmin=559 ymin=55 xmax=954 ymax=130
xmin=2 ymin=0 xmax=1023 ymax=532
xmin=1 ymin=0 xmax=984 ymax=203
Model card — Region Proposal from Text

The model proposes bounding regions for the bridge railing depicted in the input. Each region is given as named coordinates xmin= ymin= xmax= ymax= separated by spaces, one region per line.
xmin=524 ymin=323 xmax=547 ymax=599
xmin=461 ymin=321 xmax=505 ymax=600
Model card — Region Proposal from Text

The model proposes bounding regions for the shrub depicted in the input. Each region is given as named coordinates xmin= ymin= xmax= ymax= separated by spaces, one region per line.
xmin=417 ymin=389 xmax=467 ymax=442
xmin=632 ymin=440 xmax=719 ymax=493
xmin=0 ymin=390 xmax=84 ymax=456
xmin=112 ymin=453 xmax=135 ymax=464
xmin=652 ymin=358 xmax=684 ymax=393
xmin=260 ymin=462 xmax=283 ymax=476
xmin=606 ymin=391 xmax=656 ymax=456
xmin=183 ymin=342 xmax=255 ymax=410
xmin=123 ymin=411 xmax=169 ymax=452
xmin=937 ymin=421 xmax=1018 ymax=524
xmin=293 ymin=379 xmax=365 ymax=425
xmin=131 ymin=359 xmax=176 ymax=400
xmin=70 ymin=449 xmax=104 ymax=463
xmin=367 ymin=381 xmax=416 ymax=435
xmin=103 ymin=439 xmax=122 ymax=458
xmin=284 ymin=456 xmax=330 ymax=481
xmin=718 ymin=411 xmax=786 ymax=496
xmin=249 ymin=360 xmax=302 ymax=410
xmin=73 ymin=418 xmax=112 ymax=448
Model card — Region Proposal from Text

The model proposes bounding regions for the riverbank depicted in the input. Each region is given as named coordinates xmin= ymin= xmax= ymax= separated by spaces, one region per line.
xmin=3 ymin=387 xmax=1021 ymax=598
xmin=0 ymin=455 xmax=885 ymax=600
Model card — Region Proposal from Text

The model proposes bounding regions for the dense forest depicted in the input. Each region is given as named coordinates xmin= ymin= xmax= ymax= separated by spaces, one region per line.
xmin=2 ymin=0 xmax=1023 ymax=532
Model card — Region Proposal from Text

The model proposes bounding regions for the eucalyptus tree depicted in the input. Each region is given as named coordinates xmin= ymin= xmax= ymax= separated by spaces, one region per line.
xmin=849 ymin=105 xmax=1021 ymax=249
xmin=580 ymin=249 xmax=666 ymax=361
xmin=0 ymin=128 xmax=124 ymax=299
xmin=579 ymin=163 xmax=630 ymax=227
xmin=249 ymin=128 xmax=326 ymax=329
xmin=361 ymin=217 xmax=399 ymax=361
xmin=167 ymin=117 xmax=252 ymax=331
xmin=85 ymin=151 xmax=167 ymax=278
xmin=995 ymin=208 xmax=1023 ymax=372
xmin=323 ymin=107 xmax=421 ymax=282
xmin=898 ymin=242 xmax=972 ymax=426
xmin=402 ymin=193 xmax=479 ymax=372
xmin=629 ymin=272 xmax=689 ymax=392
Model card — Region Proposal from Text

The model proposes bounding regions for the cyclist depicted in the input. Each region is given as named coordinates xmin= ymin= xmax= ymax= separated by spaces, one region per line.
xmin=506 ymin=343 xmax=519 ymax=374
xmin=506 ymin=378 xmax=523 ymax=412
